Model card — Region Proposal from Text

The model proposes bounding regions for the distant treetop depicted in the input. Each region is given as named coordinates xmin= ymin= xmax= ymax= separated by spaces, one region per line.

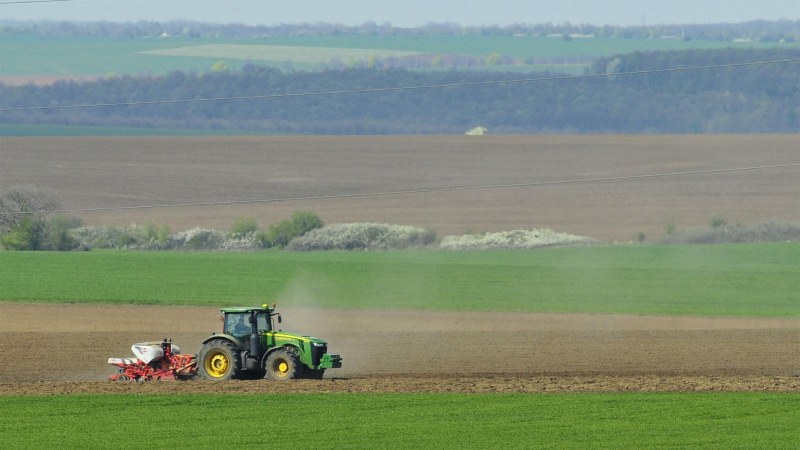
xmin=1 ymin=19 xmax=798 ymax=42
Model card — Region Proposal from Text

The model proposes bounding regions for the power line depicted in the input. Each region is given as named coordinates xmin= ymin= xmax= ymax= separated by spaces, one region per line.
xmin=0 ymin=0 xmax=80 ymax=4
xmin=1 ymin=163 xmax=797 ymax=216
xmin=2 ymin=58 xmax=798 ymax=112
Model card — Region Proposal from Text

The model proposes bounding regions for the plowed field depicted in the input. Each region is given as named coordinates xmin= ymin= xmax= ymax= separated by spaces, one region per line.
xmin=1 ymin=135 xmax=798 ymax=241
xmin=1 ymin=135 xmax=798 ymax=394
xmin=1 ymin=303 xmax=797 ymax=395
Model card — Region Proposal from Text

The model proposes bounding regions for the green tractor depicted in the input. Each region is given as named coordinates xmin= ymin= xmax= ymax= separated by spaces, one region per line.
xmin=197 ymin=304 xmax=342 ymax=381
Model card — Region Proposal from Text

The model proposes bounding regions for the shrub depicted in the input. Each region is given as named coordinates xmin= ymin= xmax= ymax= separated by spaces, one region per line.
xmin=661 ymin=221 xmax=800 ymax=245
xmin=0 ymin=185 xmax=77 ymax=251
xmin=72 ymin=225 xmax=263 ymax=251
xmin=265 ymin=220 xmax=296 ymax=248
xmin=177 ymin=228 xmax=224 ymax=250
xmin=229 ymin=217 xmax=259 ymax=239
xmin=1 ymin=214 xmax=82 ymax=251
xmin=709 ymin=215 xmax=728 ymax=229
xmin=439 ymin=228 xmax=595 ymax=250
xmin=140 ymin=222 xmax=171 ymax=245
xmin=254 ymin=230 xmax=272 ymax=249
xmin=71 ymin=225 xmax=135 ymax=249
xmin=264 ymin=211 xmax=324 ymax=248
xmin=286 ymin=223 xmax=437 ymax=251
xmin=0 ymin=216 xmax=40 ymax=250
xmin=41 ymin=215 xmax=82 ymax=251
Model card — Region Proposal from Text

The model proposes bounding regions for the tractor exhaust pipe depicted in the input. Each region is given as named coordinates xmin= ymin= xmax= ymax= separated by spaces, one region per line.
xmin=250 ymin=331 xmax=260 ymax=358
xmin=249 ymin=311 xmax=260 ymax=358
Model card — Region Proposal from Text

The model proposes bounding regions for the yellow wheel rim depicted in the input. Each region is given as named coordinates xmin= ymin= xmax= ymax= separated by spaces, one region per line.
xmin=277 ymin=361 xmax=289 ymax=374
xmin=205 ymin=351 xmax=230 ymax=378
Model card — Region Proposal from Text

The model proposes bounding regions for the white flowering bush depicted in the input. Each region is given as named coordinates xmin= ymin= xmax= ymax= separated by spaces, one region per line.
xmin=170 ymin=227 xmax=223 ymax=250
xmin=71 ymin=225 xmax=264 ymax=250
xmin=70 ymin=222 xmax=598 ymax=252
xmin=71 ymin=225 xmax=170 ymax=250
xmin=286 ymin=223 xmax=437 ymax=251
xmin=439 ymin=228 xmax=595 ymax=250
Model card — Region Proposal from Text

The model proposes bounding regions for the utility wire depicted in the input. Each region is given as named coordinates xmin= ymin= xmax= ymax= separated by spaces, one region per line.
xmin=0 ymin=0 xmax=79 ymax=4
xmin=1 ymin=163 xmax=797 ymax=216
xmin=2 ymin=58 xmax=798 ymax=112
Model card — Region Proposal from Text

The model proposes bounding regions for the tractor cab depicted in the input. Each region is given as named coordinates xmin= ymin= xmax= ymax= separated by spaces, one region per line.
xmin=221 ymin=305 xmax=281 ymax=338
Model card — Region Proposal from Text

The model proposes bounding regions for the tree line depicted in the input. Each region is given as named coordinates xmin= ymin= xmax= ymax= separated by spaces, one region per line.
xmin=1 ymin=48 xmax=798 ymax=134
xmin=2 ymin=19 xmax=798 ymax=42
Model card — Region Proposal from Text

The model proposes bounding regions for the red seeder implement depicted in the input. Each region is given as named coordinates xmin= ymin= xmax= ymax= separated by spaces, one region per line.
xmin=108 ymin=339 xmax=197 ymax=382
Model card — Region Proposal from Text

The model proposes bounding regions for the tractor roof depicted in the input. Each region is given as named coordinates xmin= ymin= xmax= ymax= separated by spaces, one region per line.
xmin=220 ymin=305 xmax=274 ymax=314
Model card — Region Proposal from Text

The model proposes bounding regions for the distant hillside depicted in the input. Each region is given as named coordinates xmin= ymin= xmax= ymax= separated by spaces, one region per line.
xmin=1 ymin=48 xmax=798 ymax=134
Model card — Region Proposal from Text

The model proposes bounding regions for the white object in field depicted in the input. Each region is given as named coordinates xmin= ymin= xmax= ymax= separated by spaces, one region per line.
xmin=130 ymin=342 xmax=182 ymax=364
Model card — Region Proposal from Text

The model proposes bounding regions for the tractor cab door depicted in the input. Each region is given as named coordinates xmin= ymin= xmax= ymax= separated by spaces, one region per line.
xmin=224 ymin=312 xmax=252 ymax=338
xmin=255 ymin=311 xmax=272 ymax=333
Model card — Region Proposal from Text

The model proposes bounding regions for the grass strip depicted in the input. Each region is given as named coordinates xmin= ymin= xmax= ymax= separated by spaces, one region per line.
xmin=0 ymin=392 xmax=797 ymax=449
xmin=1 ymin=243 xmax=798 ymax=316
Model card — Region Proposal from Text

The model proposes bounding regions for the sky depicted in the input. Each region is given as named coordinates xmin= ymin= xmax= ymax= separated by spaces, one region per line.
xmin=2 ymin=0 xmax=798 ymax=27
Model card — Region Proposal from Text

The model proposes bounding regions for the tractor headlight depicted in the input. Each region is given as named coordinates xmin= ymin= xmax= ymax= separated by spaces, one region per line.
xmin=312 ymin=342 xmax=325 ymax=347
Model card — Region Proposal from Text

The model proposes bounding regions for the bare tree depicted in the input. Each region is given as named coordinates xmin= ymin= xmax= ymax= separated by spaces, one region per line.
xmin=0 ymin=185 xmax=60 ymax=233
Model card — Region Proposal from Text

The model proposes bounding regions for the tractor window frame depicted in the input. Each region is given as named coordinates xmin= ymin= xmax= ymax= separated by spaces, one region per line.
xmin=224 ymin=312 xmax=251 ymax=336
xmin=255 ymin=311 xmax=271 ymax=333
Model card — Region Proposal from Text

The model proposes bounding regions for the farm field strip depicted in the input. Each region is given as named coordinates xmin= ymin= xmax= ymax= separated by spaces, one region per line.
xmin=1 ymin=393 xmax=798 ymax=449
xmin=2 ymin=135 xmax=797 ymax=241
xmin=141 ymin=44 xmax=422 ymax=63
xmin=2 ymin=303 xmax=798 ymax=382
xmin=2 ymin=34 xmax=796 ymax=78
xmin=1 ymin=244 xmax=799 ymax=316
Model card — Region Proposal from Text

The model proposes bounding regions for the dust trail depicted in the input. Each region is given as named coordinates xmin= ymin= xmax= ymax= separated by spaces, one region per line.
xmin=1 ymin=303 xmax=798 ymax=382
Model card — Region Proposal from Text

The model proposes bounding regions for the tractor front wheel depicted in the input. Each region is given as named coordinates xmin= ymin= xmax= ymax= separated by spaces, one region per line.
xmin=197 ymin=340 xmax=241 ymax=381
xmin=265 ymin=348 xmax=301 ymax=381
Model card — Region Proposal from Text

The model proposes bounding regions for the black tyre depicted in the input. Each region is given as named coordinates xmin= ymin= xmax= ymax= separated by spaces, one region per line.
xmin=197 ymin=340 xmax=241 ymax=381
xmin=265 ymin=348 xmax=302 ymax=381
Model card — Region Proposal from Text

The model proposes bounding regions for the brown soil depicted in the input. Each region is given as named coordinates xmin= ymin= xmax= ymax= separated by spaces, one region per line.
xmin=1 ymin=135 xmax=798 ymax=241
xmin=1 ymin=303 xmax=797 ymax=395
xmin=1 ymin=135 xmax=798 ymax=394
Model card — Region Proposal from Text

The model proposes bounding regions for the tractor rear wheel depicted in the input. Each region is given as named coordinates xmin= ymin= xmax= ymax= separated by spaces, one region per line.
xmin=265 ymin=348 xmax=301 ymax=381
xmin=197 ymin=340 xmax=241 ymax=381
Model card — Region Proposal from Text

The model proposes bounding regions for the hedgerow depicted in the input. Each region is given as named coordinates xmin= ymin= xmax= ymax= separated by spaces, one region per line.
xmin=661 ymin=221 xmax=800 ymax=245
xmin=439 ymin=228 xmax=595 ymax=250
xmin=286 ymin=223 xmax=437 ymax=251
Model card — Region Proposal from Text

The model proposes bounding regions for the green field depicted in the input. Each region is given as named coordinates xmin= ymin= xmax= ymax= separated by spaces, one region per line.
xmin=254 ymin=34 xmax=797 ymax=59
xmin=0 ymin=123 xmax=263 ymax=137
xmin=2 ymin=34 xmax=796 ymax=77
xmin=3 ymin=244 xmax=798 ymax=444
xmin=142 ymin=44 xmax=422 ymax=64
xmin=2 ymin=243 xmax=798 ymax=317
xmin=1 ymin=393 xmax=797 ymax=449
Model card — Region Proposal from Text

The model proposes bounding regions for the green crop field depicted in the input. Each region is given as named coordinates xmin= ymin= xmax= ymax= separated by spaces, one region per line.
xmin=253 ymin=34 xmax=797 ymax=59
xmin=1 ymin=393 xmax=797 ymax=449
xmin=0 ymin=35 xmax=251 ymax=76
xmin=2 ymin=243 xmax=798 ymax=317
xmin=142 ymin=44 xmax=422 ymax=64
xmin=0 ymin=123 xmax=262 ymax=137
xmin=2 ymin=34 xmax=796 ymax=77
